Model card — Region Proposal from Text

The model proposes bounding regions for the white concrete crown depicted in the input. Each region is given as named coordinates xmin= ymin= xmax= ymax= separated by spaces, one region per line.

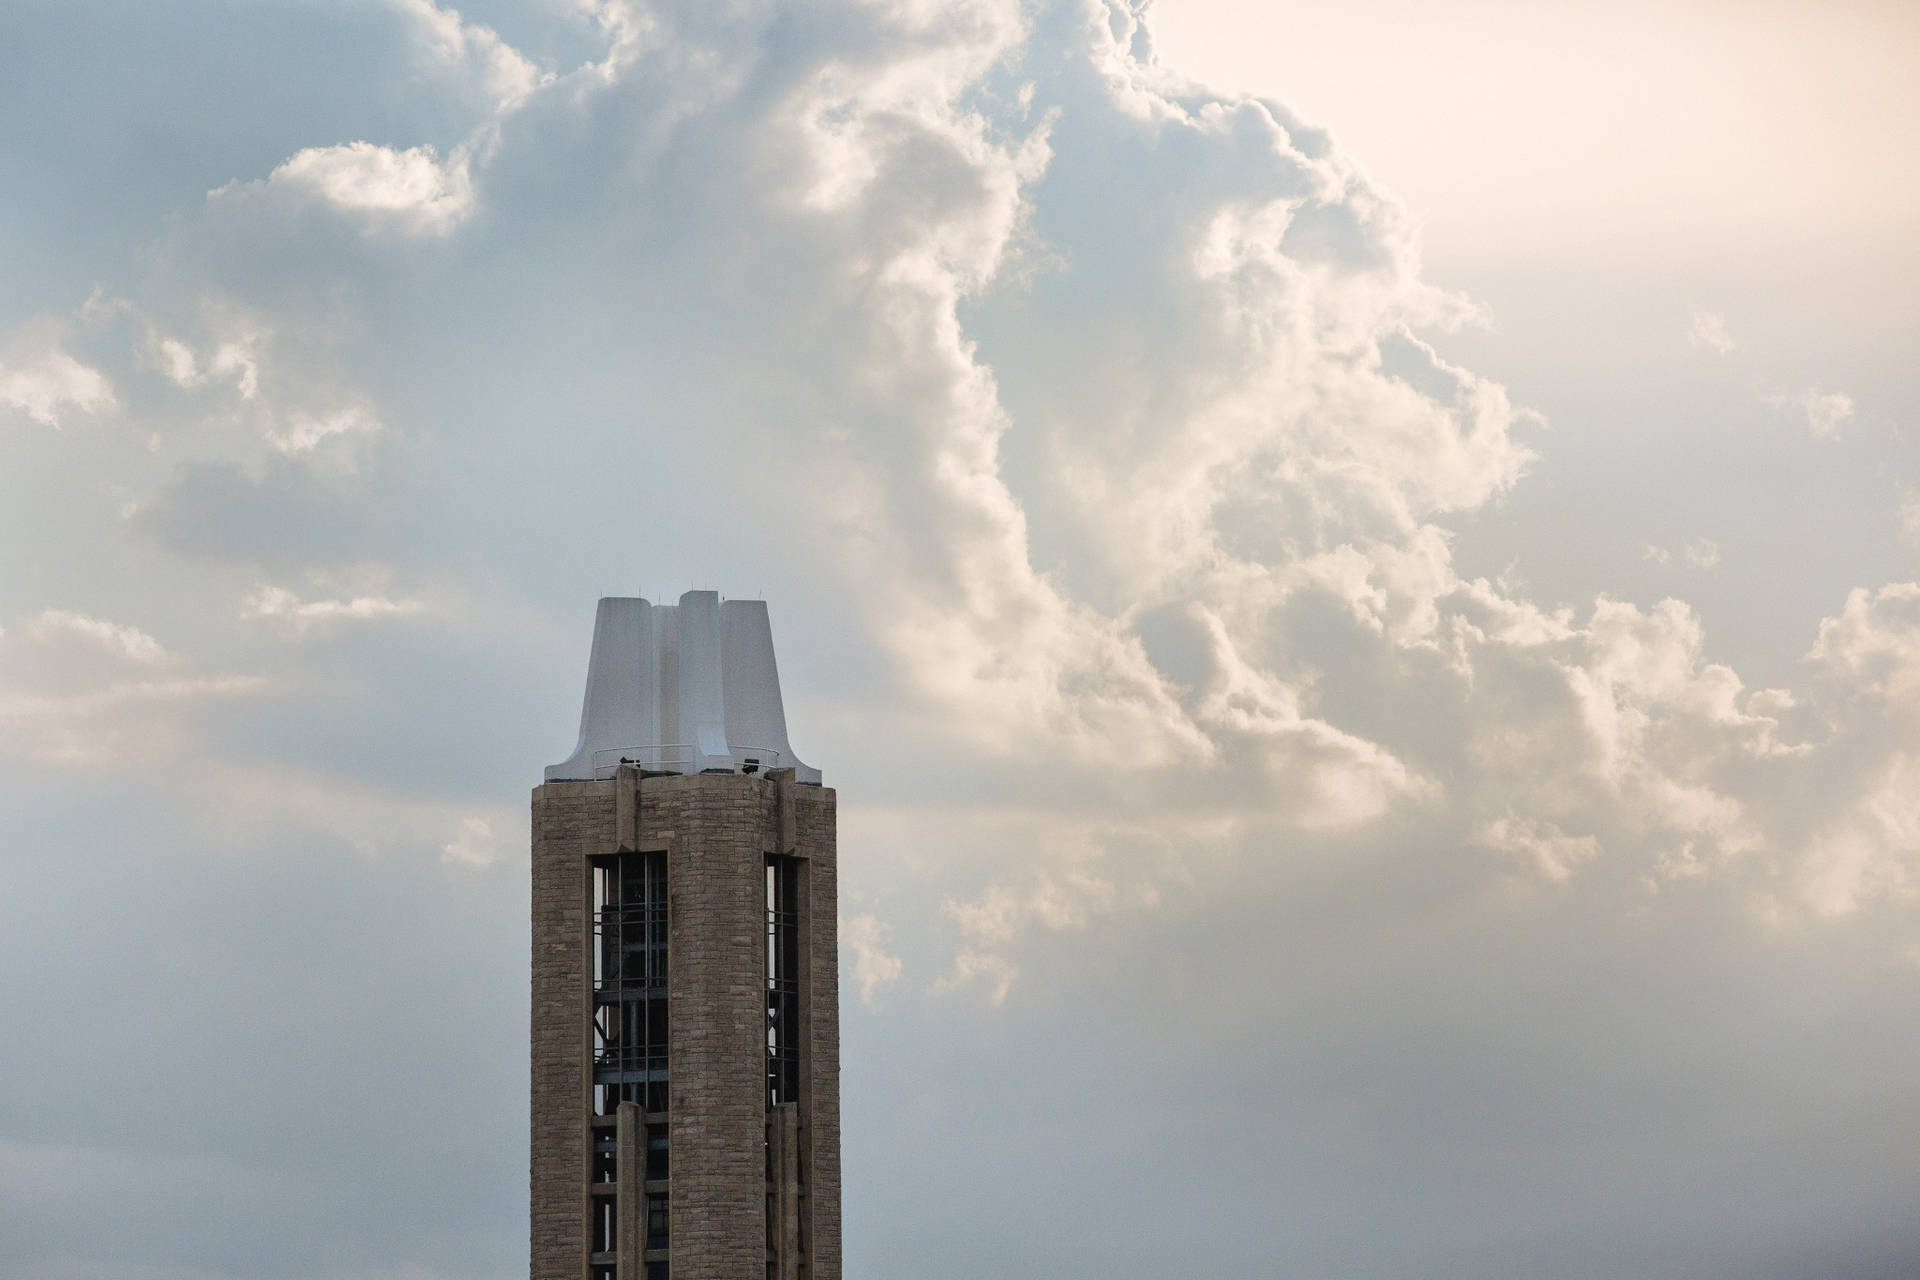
xmin=546 ymin=591 xmax=821 ymax=784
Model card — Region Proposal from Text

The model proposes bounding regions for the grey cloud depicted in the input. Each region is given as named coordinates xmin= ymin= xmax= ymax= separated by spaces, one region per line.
xmin=131 ymin=459 xmax=387 ymax=568
xmin=6 ymin=1 xmax=1920 ymax=1277
xmin=850 ymin=817 xmax=1920 ymax=1279
xmin=0 ymin=781 xmax=524 ymax=1280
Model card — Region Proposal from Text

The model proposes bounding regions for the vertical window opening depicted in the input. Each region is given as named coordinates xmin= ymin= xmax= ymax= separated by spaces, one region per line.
xmin=590 ymin=849 xmax=669 ymax=1278
xmin=645 ymin=1124 xmax=669 ymax=1181
xmin=646 ymin=1191 xmax=670 ymax=1249
xmin=765 ymin=855 xmax=801 ymax=1109
xmin=591 ymin=1131 xmax=616 ymax=1184
xmin=593 ymin=850 xmax=669 ymax=1115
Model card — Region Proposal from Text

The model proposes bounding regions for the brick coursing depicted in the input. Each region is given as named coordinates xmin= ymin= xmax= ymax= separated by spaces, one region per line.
xmin=530 ymin=781 xmax=615 ymax=1280
xmin=531 ymin=774 xmax=840 ymax=1280
xmin=660 ymin=773 xmax=770 ymax=1278
xmin=798 ymin=786 xmax=842 ymax=1278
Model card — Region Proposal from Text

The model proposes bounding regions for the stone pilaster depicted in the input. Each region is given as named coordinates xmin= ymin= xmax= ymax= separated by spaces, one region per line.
xmin=531 ymin=780 xmax=616 ymax=1280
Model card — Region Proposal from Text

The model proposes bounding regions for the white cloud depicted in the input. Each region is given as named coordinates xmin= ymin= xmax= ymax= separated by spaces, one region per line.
xmin=392 ymin=0 xmax=550 ymax=114
xmin=1806 ymin=582 xmax=1920 ymax=704
xmin=926 ymin=810 xmax=1200 ymax=1000
xmin=1190 ymin=602 xmax=1436 ymax=828
xmin=1555 ymin=598 xmax=1777 ymax=806
xmin=569 ymin=0 xmax=659 ymax=80
xmin=0 ymin=675 xmax=268 ymax=768
xmin=441 ymin=815 xmax=497 ymax=867
xmin=23 ymin=610 xmax=171 ymax=664
xmin=242 ymin=585 xmax=424 ymax=633
xmin=937 ymin=948 xmax=1018 ymax=1006
xmin=1687 ymin=309 xmax=1735 ymax=354
xmin=374 ymin=0 xmax=1920 ymax=992
xmin=750 ymin=0 xmax=1535 ymax=815
xmin=840 ymin=912 xmax=904 ymax=1005
xmin=258 ymin=141 xmax=477 ymax=235
xmin=945 ymin=868 xmax=1118 ymax=947
xmin=77 ymin=287 xmax=133 ymax=326
xmin=11 ymin=7 xmax=1920 ymax=1268
xmin=22 ymin=0 xmax=1920 ymax=1008
xmin=1644 ymin=538 xmax=1720 ymax=570
xmin=1475 ymin=813 xmax=1602 ymax=883
xmin=221 ymin=1 xmax=552 ymax=242
xmin=0 ymin=607 xmax=263 ymax=767
xmin=194 ymin=0 xmax=557 ymax=254
xmin=1796 ymin=388 xmax=1855 ymax=439
xmin=1440 ymin=579 xmax=1920 ymax=917
xmin=150 ymin=335 xmax=201 ymax=387
xmin=0 ymin=333 xmax=117 ymax=428
xmin=1899 ymin=489 xmax=1920 ymax=549
xmin=210 ymin=338 xmax=261 ymax=400
xmin=140 ymin=322 xmax=262 ymax=401
xmin=272 ymin=406 xmax=382 ymax=453
xmin=1794 ymin=752 xmax=1920 ymax=918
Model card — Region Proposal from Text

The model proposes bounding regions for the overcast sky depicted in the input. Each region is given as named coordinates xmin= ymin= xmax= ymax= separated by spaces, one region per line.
xmin=4 ymin=1 xmax=1919 ymax=1276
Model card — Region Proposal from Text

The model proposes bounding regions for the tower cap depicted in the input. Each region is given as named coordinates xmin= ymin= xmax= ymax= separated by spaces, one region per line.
xmin=546 ymin=591 xmax=820 ymax=784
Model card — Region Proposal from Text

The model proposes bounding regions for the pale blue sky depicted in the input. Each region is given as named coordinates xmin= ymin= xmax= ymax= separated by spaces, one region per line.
xmin=3 ymin=2 xmax=1918 ymax=1277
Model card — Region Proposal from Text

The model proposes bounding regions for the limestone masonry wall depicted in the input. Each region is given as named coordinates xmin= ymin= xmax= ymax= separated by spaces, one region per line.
xmin=530 ymin=780 xmax=614 ymax=1280
xmin=531 ymin=773 xmax=839 ymax=1280
xmin=798 ymin=785 xmax=841 ymax=1278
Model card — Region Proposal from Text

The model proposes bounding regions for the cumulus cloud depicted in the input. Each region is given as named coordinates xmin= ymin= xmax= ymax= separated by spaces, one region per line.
xmin=392 ymin=0 xmax=550 ymax=114
xmin=292 ymin=0 xmax=1902 ymax=987
xmin=147 ymin=333 xmax=201 ymax=387
xmin=648 ymin=0 xmax=1539 ymax=820
xmin=0 ymin=327 xmax=116 ymax=427
xmin=139 ymin=323 xmax=261 ymax=400
xmin=945 ymin=865 xmax=1118 ymax=947
xmin=1471 ymin=594 xmax=1790 ymax=867
xmin=1900 ymin=489 xmax=1920 ymax=548
xmin=23 ymin=610 xmax=171 ymax=664
xmin=1806 ymin=582 xmax=1920 ymax=704
xmin=0 ymin=674 xmax=268 ymax=768
xmin=10 ymin=0 xmax=1918 ymax=988
xmin=203 ymin=0 xmax=554 ymax=242
xmin=1475 ymin=812 xmax=1602 ymax=883
xmin=1188 ymin=602 xmax=1436 ymax=826
xmin=441 ymin=815 xmax=498 ymax=867
xmin=118 ymin=298 xmax=360 ymax=462
xmin=938 ymin=948 xmax=1019 ymax=1006
xmin=1794 ymin=752 xmax=1920 ymax=917
xmin=841 ymin=912 xmax=904 ymax=1005
xmin=27 ymin=0 xmax=1912 ymax=1005
xmin=212 ymin=337 xmax=262 ymax=400
xmin=1793 ymin=388 xmax=1855 ymax=438
xmin=1644 ymin=537 xmax=1720 ymax=570
xmin=9 ymin=2 xmax=1920 ymax=1274
xmin=1775 ymin=587 xmax=1920 ymax=915
xmin=0 ymin=611 xmax=266 ymax=767
xmin=242 ymin=585 xmax=424 ymax=633
xmin=1688 ymin=308 xmax=1735 ymax=354
xmin=1440 ymin=580 xmax=1920 ymax=916
xmin=272 ymin=405 xmax=382 ymax=453
xmin=240 ymin=141 xmax=477 ymax=236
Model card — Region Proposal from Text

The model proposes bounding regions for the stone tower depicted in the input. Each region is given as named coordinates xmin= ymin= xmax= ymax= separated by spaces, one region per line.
xmin=531 ymin=592 xmax=839 ymax=1280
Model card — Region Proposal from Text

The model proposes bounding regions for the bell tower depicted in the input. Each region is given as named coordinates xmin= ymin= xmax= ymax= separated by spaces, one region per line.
xmin=531 ymin=592 xmax=840 ymax=1280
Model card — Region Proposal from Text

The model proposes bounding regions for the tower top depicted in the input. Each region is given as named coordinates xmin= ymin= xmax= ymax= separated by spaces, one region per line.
xmin=545 ymin=591 xmax=820 ymax=784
